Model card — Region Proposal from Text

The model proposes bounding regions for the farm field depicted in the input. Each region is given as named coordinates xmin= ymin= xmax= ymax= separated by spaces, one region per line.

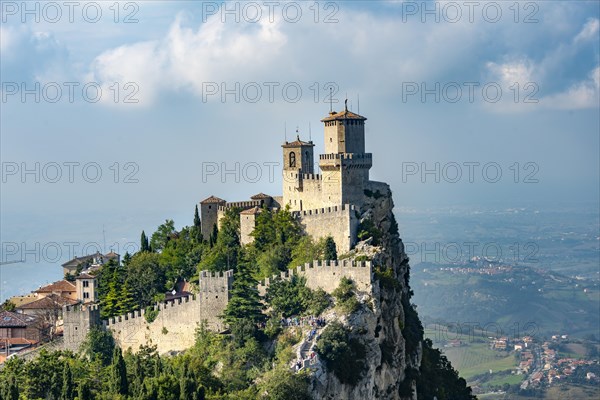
xmin=424 ymin=328 xmax=519 ymax=382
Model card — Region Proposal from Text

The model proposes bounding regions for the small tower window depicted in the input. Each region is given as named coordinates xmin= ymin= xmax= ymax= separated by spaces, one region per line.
xmin=289 ymin=152 xmax=296 ymax=168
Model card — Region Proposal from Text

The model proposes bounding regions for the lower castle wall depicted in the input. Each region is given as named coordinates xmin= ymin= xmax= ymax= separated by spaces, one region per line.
xmin=105 ymin=271 xmax=232 ymax=354
xmin=105 ymin=293 xmax=229 ymax=354
xmin=298 ymin=205 xmax=358 ymax=253
xmin=258 ymin=260 xmax=372 ymax=297
xmin=63 ymin=258 xmax=372 ymax=355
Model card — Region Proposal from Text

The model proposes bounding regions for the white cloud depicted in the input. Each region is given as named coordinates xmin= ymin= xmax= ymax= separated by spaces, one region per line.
xmin=574 ymin=18 xmax=600 ymax=43
xmin=486 ymin=60 xmax=535 ymax=87
xmin=86 ymin=10 xmax=288 ymax=106
xmin=540 ymin=66 xmax=600 ymax=110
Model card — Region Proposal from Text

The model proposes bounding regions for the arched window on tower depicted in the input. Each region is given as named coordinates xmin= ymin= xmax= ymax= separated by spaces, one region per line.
xmin=305 ymin=151 xmax=310 ymax=168
xmin=289 ymin=152 xmax=296 ymax=168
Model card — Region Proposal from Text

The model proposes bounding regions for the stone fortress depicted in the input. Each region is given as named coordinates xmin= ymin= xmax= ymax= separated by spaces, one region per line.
xmin=63 ymin=105 xmax=386 ymax=354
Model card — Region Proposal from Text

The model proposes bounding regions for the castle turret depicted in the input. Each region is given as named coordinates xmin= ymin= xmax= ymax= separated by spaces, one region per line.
xmin=200 ymin=195 xmax=226 ymax=241
xmin=321 ymin=106 xmax=367 ymax=154
xmin=282 ymin=135 xmax=315 ymax=210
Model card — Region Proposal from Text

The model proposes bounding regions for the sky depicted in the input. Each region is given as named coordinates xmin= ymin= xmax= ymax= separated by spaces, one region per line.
xmin=0 ymin=1 xmax=599 ymax=300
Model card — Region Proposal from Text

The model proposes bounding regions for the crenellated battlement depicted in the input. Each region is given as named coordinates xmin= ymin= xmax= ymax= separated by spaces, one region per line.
xmin=258 ymin=259 xmax=373 ymax=296
xmin=292 ymin=204 xmax=355 ymax=218
xmin=104 ymin=294 xmax=198 ymax=327
xmin=319 ymin=153 xmax=372 ymax=161
xmin=218 ymin=200 xmax=262 ymax=212
xmin=199 ymin=269 xmax=234 ymax=293
xmin=63 ymin=303 xmax=100 ymax=313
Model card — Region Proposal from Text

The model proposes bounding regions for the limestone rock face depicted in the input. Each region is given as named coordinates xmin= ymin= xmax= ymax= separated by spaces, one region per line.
xmin=310 ymin=182 xmax=420 ymax=400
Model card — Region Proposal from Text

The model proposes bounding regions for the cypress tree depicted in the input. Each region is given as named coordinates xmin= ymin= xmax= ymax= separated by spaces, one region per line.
xmin=210 ymin=224 xmax=218 ymax=247
xmin=222 ymin=262 xmax=264 ymax=325
xmin=60 ymin=362 xmax=74 ymax=400
xmin=123 ymin=251 xmax=132 ymax=267
xmin=194 ymin=205 xmax=201 ymax=228
xmin=111 ymin=346 xmax=128 ymax=395
xmin=324 ymin=237 xmax=337 ymax=261
xmin=118 ymin=280 xmax=137 ymax=314
xmin=194 ymin=205 xmax=202 ymax=242
xmin=3 ymin=374 xmax=19 ymax=400
xmin=77 ymin=381 xmax=91 ymax=400
xmin=141 ymin=231 xmax=149 ymax=252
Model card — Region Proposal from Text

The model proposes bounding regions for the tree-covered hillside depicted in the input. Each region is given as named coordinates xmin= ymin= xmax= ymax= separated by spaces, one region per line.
xmin=0 ymin=205 xmax=476 ymax=400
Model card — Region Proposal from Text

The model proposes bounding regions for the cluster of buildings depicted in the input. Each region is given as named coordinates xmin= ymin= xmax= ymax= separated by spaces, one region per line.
xmin=0 ymin=251 xmax=117 ymax=361
xmin=438 ymin=265 xmax=514 ymax=276
xmin=514 ymin=335 xmax=600 ymax=389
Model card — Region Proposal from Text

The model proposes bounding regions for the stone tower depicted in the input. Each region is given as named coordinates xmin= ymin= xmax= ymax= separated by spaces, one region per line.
xmin=63 ymin=303 xmax=101 ymax=352
xmin=282 ymin=136 xmax=315 ymax=210
xmin=200 ymin=195 xmax=226 ymax=241
xmin=320 ymin=105 xmax=372 ymax=207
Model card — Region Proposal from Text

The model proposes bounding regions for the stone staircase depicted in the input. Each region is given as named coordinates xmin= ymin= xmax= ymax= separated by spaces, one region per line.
xmin=293 ymin=324 xmax=325 ymax=372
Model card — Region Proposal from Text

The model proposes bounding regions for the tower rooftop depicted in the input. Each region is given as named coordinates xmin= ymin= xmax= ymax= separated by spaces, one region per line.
xmin=321 ymin=109 xmax=367 ymax=122
xmin=282 ymin=135 xmax=314 ymax=148
xmin=200 ymin=195 xmax=226 ymax=204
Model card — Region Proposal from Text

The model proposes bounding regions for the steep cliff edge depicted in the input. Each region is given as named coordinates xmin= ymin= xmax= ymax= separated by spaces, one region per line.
xmin=311 ymin=182 xmax=421 ymax=400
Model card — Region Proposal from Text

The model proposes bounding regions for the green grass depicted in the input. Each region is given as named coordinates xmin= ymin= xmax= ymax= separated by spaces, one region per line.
xmin=442 ymin=345 xmax=517 ymax=379
xmin=424 ymin=328 xmax=519 ymax=381
xmin=483 ymin=372 xmax=524 ymax=387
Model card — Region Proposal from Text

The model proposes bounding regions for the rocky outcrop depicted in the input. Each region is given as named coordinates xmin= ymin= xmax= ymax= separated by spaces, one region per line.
xmin=310 ymin=182 xmax=421 ymax=400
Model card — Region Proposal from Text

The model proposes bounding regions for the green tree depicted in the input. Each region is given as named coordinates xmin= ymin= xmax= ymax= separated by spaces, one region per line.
xmin=1 ymin=374 xmax=19 ymax=400
xmin=60 ymin=362 xmax=74 ymax=400
xmin=126 ymin=252 xmax=166 ymax=307
xmin=80 ymin=327 xmax=115 ymax=366
xmin=77 ymin=380 xmax=92 ymax=400
xmin=193 ymin=205 xmax=202 ymax=243
xmin=150 ymin=219 xmax=177 ymax=252
xmin=416 ymin=339 xmax=476 ymax=400
xmin=111 ymin=347 xmax=128 ymax=395
xmin=101 ymin=277 xmax=120 ymax=319
xmin=314 ymin=321 xmax=366 ymax=385
xmin=323 ymin=236 xmax=337 ymax=260
xmin=222 ymin=262 xmax=264 ymax=328
xmin=332 ymin=277 xmax=359 ymax=314
xmin=1 ymin=300 xmax=16 ymax=312
xmin=259 ymin=368 xmax=311 ymax=400
xmin=118 ymin=280 xmax=137 ymax=315
xmin=123 ymin=251 xmax=132 ymax=267
xmin=141 ymin=230 xmax=150 ymax=252
xmin=265 ymin=275 xmax=310 ymax=318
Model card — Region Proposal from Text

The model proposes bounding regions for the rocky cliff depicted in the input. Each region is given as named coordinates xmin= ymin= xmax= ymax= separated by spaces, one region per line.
xmin=311 ymin=181 xmax=422 ymax=400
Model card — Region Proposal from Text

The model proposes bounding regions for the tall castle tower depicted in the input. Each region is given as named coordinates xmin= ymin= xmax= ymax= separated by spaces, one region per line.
xmin=282 ymin=104 xmax=372 ymax=211
xmin=320 ymin=104 xmax=372 ymax=207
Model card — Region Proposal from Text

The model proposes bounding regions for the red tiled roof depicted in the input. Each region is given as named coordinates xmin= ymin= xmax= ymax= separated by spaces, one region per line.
xmin=35 ymin=280 xmax=76 ymax=293
xmin=282 ymin=135 xmax=314 ymax=148
xmin=76 ymin=273 xmax=96 ymax=280
xmin=0 ymin=311 xmax=38 ymax=327
xmin=240 ymin=206 xmax=261 ymax=215
xmin=0 ymin=337 xmax=38 ymax=346
xmin=250 ymin=193 xmax=272 ymax=200
xmin=16 ymin=294 xmax=77 ymax=310
xmin=321 ymin=109 xmax=367 ymax=122
xmin=62 ymin=253 xmax=95 ymax=267
xmin=200 ymin=195 xmax=226 ymax=204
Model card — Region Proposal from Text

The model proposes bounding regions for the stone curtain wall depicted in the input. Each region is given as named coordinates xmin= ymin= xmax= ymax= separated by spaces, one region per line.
xmin=94 ymin=271 xmax=232 ymax=354
xmin=65 ymin=261 xmax=372 ymax=354
xmin=258 ymin=259 xmax=372 ymax=297
xmin=296 ymin=204 xmax=359 ymax=253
